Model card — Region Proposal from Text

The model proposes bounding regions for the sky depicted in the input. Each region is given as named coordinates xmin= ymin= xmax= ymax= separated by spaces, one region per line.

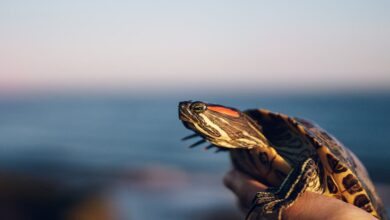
xmin=0 ymin=0 xmax=389 ymax=95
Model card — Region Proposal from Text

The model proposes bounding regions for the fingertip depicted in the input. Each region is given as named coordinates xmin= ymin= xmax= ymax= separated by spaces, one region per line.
xmin=223 ymin=169 xmax=235 ymax=189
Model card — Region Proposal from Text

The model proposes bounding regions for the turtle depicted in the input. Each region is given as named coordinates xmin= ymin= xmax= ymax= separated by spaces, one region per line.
xmin=178 ymin=101 xmax=387 ymax=220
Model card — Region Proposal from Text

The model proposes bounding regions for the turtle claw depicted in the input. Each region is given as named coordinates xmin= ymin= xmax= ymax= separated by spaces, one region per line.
xmin=182 ymin=133 xmax=199 ymax=141
xmin=189 ymin=139 xmax=206 ymax=148
xmin=204 ymin=145 xmax=214 ymax=150
xmin=246 ymin=158 xmax=318 ymax=220
xmin=214 ymin=148 xmax=225 ymax=153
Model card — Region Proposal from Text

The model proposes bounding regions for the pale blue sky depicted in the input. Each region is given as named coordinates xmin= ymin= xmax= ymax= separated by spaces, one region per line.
xmin=1 ymin=0 xmax=389 ymax=94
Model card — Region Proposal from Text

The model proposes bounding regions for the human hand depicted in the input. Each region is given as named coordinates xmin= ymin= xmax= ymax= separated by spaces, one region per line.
xmin=223 ymin=169 xmax=376 ymax=220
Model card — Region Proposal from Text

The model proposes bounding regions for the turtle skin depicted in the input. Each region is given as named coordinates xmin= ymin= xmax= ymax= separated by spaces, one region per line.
xmin=240 ymin=109 xmax=388 ymax=220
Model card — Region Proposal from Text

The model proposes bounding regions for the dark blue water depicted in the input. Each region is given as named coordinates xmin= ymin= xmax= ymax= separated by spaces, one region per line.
xmin=0 ymin=93 xmax=389 ymax=181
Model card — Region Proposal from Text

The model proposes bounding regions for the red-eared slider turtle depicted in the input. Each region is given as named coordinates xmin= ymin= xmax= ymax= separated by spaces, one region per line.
xmin=178 ymin=101 xmax=387 ymax=220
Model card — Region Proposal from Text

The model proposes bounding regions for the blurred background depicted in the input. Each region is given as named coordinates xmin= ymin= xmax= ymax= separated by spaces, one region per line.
xmin=0 ymin=1 xmax=389 ymax=219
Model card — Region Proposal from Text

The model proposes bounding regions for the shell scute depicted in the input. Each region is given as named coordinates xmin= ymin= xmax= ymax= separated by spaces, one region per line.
xmin=326 ymin=175 xmax=339 ymax=194
xmin=342 ymin=173 xmax=363 ymax=194
xmin=326 ymin=153 xmax=348 ymax=173
xmin=354 ymin=194 xmax=374 ymax=213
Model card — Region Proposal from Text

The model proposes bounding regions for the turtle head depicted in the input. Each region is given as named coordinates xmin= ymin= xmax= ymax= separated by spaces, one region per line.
xmin=178 ymin=101 xmax=269 ymax=149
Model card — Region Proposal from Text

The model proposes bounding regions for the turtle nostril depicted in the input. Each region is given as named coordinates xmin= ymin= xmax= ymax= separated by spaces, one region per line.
xmin=179 ymin=101 xmax=191 ymax=109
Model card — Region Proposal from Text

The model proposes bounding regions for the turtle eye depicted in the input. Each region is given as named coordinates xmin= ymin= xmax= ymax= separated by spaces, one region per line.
xmin=190 ymin=102 xmax=207 ymax=113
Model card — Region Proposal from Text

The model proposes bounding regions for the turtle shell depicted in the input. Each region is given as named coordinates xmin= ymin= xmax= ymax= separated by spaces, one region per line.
xmin=244 ymin=109 xmax=387 ymax=220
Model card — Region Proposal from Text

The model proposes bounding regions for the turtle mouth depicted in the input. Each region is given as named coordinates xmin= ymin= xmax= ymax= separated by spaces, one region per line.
xmin=178 ymin=101 xmax=192 ymax=121
xmin=178 ymin=109 xmax=191 ymax=122
xmin=178 ymin=101 xmax=200 ymax=137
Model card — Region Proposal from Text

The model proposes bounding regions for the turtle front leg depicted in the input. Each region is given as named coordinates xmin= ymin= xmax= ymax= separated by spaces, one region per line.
xmin=246 ymin=158 xmax=321 ymax=220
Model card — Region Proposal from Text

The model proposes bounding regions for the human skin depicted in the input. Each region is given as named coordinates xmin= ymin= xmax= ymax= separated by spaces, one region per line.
xmin=223 ymin=169 xmax=377 ymax=220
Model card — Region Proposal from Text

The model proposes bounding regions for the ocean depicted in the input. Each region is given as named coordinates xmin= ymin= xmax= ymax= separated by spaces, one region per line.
xmin=0 ymin=92 xmax=389 ymax=219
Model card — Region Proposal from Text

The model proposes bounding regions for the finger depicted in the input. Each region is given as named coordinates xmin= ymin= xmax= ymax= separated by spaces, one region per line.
xmin=223 ymin=169 xmax=269 ymax=208
xmin=224 ymin=169 xmax=268 ymax=192
xmin=223 ymin=169 xmax=235 ymax=190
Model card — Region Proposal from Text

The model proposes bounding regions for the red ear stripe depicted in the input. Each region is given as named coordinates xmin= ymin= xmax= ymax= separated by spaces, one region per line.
xmin=207 ymin=106 xmax=240 ymax=117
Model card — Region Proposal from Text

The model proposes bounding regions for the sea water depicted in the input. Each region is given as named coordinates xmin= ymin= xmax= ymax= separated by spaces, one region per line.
xmin=0 ymin=93 xmax=389 ymax=219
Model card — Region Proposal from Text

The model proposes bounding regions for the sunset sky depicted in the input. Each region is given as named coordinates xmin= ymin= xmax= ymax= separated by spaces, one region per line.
xmin=1 ymin=0 xmax=389 ymax=95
